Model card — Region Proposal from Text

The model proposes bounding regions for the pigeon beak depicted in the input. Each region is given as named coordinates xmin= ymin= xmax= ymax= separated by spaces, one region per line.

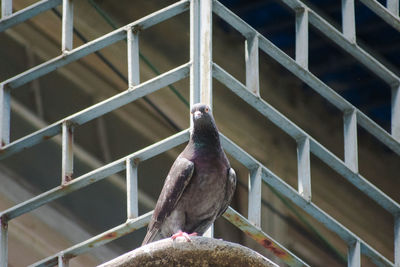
xmin=193 ymin=111 xmax=202 ymax=120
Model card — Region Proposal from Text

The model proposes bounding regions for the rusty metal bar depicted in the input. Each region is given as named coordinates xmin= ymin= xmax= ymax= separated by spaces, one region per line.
xmin=61 ymin=121 xmax=74 ymax=184
xmin=245 ymin=33 xmax=260 ymax=96
xmin=342 ymin=0 xmax=356 ymax=43
xmin=248 ymin=165 xmax=262 ymax=227
xmin=348 ymin=240 xmax=361 ymax=267
xmin=295 ymin=8 xmax=308 ymax=69
xmin=297 ymin=137 xmax=311 ymax=201
xmin=62 ymin=0 xmax=73 ymax=51
xmin=57 ymin=255 xmax=68 ymax=267
xmin=0 ymin=84 xmax=10 ymax=147
xmin=0 ymin=0 xmax=61 ymax=32
xmin=126 ymin=158 xmax=139 ymax=219
xmin=31 ymin=211 xmax=152 ymax=267
xmin=223 ymin=207 xmax=309 ymax=267
xmin=1 ymin=0 xmax=12 ymax=18
xmin=127 ymin=28 xmax=140 ymax=88
xmin=0 ymin=217 xmax=7 ymax=267
xmin=343 ymin=109 xmax=358 ymax=172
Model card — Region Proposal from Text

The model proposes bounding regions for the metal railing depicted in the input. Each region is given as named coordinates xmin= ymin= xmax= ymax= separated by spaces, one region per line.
xmin=0 ymin=0 xmax=399 ymax=266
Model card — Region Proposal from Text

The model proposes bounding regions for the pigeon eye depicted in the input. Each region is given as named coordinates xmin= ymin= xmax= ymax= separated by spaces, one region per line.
xmin=204 ymin=107 xmax=209 ymax=113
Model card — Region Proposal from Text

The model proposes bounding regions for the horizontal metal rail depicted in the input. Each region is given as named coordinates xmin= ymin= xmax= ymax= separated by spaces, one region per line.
xmin=1 ymin=0 xmax=189 ymax=90
xmin=0 ymin=129 xmax=190 ymax=222
xmin=0 ymin=0 xmax=62 ymax=32
xmin=219 ymin=133 xmax=394 ymax=267
xmin=0 ymin=63 xmax=190 ymax=160
xmin=213 ymin=0 xmax=400 ymax=156
xmin=223 ymin=207 xmax=309 ymax=267
xmin=213 ymin=62 xmax=400 ymax=215
xmin=30 ymin=211 xmax=153 ymax=267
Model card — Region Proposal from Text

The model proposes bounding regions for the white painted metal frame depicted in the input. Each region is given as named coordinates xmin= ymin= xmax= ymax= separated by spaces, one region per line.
xmin=0 ymin=0 xmax=399 ymax=266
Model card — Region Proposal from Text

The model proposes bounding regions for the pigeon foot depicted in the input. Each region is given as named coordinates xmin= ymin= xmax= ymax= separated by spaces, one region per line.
xmin=171 ymin=230 xmax=197 ymax=242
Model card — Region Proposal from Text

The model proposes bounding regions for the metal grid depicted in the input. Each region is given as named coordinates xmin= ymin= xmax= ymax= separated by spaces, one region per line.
xmin=0 ymin=0 xmax=399 ymax=266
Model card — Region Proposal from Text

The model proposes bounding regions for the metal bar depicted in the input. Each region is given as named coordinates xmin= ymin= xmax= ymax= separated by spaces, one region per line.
xmin=0 ymin=217 xmax=7 ymax=267
xmin=0 ymin=84 xmax=10 ymax=147
xmin=220 ymin=133 xmax=394 ymax=266
xmin=213 ymin=63 xmax=400 ymax=215
xmin=295 ymin=8 xmax=308 ymax=69
xmin=0 ymin=0 xmax=61 ymax=32
xmin=190 ymin=0 xmax=201 ymax=111
xmin=387 ymin=0 xmax=399 ymax=16
xmin=31 ymin=212 xmax=152 ymax=267
xmin=213 ymin=1 xmax=400 ymax=157
xmin=0 ymin=129 xmax=189 ymax=221
xmin=57 ymin=255 xmax=68 ymax=267
xmin=61 ymin=121 xmax=74 ymax=184
xmin=62 ymin=0 xmax=73 ymax=51
xmin=0 ymin=63 xmax=190 ymax=160
xmin=126 ymin=158 xmax=138 ymax=219
xmin=200 ymin=0 xmax=212 ymax=106
xmin=245 ymin=33 xmax=260 ymax=96
xmin=342 ymin=0 xmax=356 ymax=43
xmin=2 ymin=0 xmax=189 ymax=90
xmin=392 ymin=85 xmax=400 ymax=141
xmin=223 ymin=207 xmax=309 ymax=267
xmin=297 ymin=137 xmax=311 ymax=201
xmin=248 ymin=166 xmax=262 ymax=227
xmin=343 ymin=109 xmax=358 ymax=172
xmin=360 ymin=0 xmax=400 ymax=31
xmin=204 ymin=225 xmax=214 ymax=238
xmin=127 ymin=28 xmax=140 ymax=88
xmin=1 ymin=0 xmax=12 ymax=18
xmin=348 ymin=240 xmax=361 ymax=267
xmin=395 ymin=214 xmax=400 ymax=266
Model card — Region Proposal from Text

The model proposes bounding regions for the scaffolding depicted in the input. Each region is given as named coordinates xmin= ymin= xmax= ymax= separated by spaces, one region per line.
xmin=0 ymin=0 xmax=399 ymax=266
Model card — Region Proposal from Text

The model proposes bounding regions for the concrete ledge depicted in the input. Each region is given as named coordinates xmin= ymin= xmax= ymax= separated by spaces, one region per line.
xmin=98 ymin=236 xmax=278 ymax=267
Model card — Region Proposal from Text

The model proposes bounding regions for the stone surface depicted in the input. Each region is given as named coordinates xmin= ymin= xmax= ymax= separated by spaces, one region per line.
xmin=98 ymin=237 xmax=277 ymax=267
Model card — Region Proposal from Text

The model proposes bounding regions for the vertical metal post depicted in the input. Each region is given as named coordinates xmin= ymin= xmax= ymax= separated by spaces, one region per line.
xmin=0 ymin=84 xmax=10 ymax=147
xmin=344 ymin=109 xmax=358 ymax=172
xmin=62 ymin=0 xmax=74 ymax=51
xmin=1 ymin=0 xmax=12 ymax=18
xmin=348 ymin=240 xmax=361 ymax=267
xmin=392 ymin=85 xmax=400 ymax=141
xmin=200 ymin=0 xmax=213 ymax=107
xmin=126 ymin=158 xmax=139 ymax=219
xmin=127 ymin=28 xmax=140 ymax=88
xmin=245 ymin=33 xmax=260 ymax=96
xmin=297 ymin=137 xmax=311 ymax=201
xmin=204 ymin=225 xmax=214 ymax=238
xmin=295 ymin=8 xmax=308 ymax=69
xmin=342 ymin=0 xmax=356 ymax=43
xmin=248 ymin=166 xmax=262 ymax=227
xmin=190 ymin=0 xmax=201 ymax=112
xmin=0 ymin=218 xmax=8 ymax=267
xmin=62 ymin=121 xmax=74 ymax=184
xmin=395 ymin=214 xmax=400 ymax=266
xmin=58 ymin=255 xmax=69 ymax=267
xmin=387 ymin=0 xmax=399 ymax=16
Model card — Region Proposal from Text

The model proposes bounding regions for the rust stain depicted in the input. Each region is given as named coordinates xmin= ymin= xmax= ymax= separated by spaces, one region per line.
xmin=100 ymin=232 xmax=118 ymax=241
xmin=1 ymin=214 xmax=9 ymax=228
xmin=43 ymin=135 xmax=52 ymax=140
xmin=133 ymin=157 xmax=140 ymax=165
xmin=0 ymin=148 xmax=5 ymax=154
xmin=260 ymin=238 xmax=286 ymax=257
xmin=132 ymin=24 xmax=143 ymax=34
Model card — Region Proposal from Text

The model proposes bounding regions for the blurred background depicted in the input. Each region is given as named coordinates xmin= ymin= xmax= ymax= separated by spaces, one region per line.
xmin=0 ymin=0 xmax=399 ymax=266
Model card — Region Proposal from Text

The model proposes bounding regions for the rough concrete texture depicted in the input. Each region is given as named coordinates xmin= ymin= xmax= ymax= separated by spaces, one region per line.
xmin=98 ymin=236 xmax=278 ymax=267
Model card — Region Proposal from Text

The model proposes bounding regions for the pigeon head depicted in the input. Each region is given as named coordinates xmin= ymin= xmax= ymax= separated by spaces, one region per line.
xmin=191 ymin=103 xmax=213 ymax=124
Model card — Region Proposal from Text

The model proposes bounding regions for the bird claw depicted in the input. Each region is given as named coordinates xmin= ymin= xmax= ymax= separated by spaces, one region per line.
xmin=171 ymin=230 xmax=197 ymax=242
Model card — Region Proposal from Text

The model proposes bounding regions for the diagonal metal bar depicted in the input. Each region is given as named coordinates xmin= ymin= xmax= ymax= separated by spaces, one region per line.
xmin=213 ymin=0 xmax=400 ymax=157
xmin=0 ymin=63 xmax=190 ymax=160
xmin=0 ymin=0 xmax=61 ymax=32
xmin=213 ymin=63 xmax=400 ymax=215
xmin=1 ymin=0 xmax=189 ymax=89
xmin=30 ymin=211 xmax=153 ymax=267
xmin=359 ymin=0 xmax=400 ymax=31
xmin=0 ymin=129 xmax=189 ymax=221
xmin=220 ymin=133 xmax=394 ymax=267
xmin=223 ymin=207 xmax=309 ymax=267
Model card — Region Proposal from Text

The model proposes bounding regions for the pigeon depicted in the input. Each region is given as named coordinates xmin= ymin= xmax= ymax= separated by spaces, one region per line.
xmin=142 ymin=103 xmax=236 ymax=245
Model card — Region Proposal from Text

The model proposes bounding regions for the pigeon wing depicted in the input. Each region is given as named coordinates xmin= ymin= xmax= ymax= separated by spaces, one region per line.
xmin=217 ymin=168 xmax=237 ymax=217
xmin=142 ymin=157 xmax=194 ymax=245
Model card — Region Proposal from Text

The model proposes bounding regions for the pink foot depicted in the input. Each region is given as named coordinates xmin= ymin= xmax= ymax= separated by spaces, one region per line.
xmin=171 ymin=230 xmax=197 ymax=242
